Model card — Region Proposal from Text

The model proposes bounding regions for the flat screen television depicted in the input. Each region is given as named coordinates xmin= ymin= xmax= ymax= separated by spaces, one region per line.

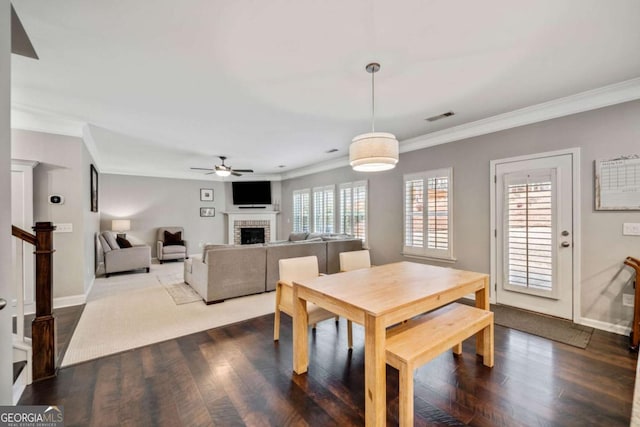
xmin=232 ymin=181 xmax=272 ymax=205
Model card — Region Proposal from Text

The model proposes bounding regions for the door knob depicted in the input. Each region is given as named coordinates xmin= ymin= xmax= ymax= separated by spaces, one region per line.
xmin=561 ymin=230 xmax=570 ymax=236
xmin=0 ymin=298 xmax=6 ymax=311
xmin=561 ymin=241 xmax=571 ymax=248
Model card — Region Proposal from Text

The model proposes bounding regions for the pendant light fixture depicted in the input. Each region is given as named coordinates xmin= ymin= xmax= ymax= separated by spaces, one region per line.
xmin=349 ymin=62 xmax=399 ymax=172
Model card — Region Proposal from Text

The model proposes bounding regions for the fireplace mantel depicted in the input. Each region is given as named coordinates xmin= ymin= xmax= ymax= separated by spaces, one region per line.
xmin=223 ymin=211 xmax=279 ymax=245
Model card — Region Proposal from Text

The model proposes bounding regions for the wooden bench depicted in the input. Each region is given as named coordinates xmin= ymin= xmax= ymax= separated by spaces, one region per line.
xmin=385 ymin=302 xmax=494 ymax=427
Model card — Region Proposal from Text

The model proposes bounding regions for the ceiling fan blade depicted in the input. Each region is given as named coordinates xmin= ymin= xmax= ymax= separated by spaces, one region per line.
xmin=232 ymin=169 xmax=254 ymax=173
xmin=11 ymin=5 xmax=39 ymax=59
xmin=231 ymin=172 xmax=243 ymax=176
xmin=190 ymin=167 xmax=215 ymax=171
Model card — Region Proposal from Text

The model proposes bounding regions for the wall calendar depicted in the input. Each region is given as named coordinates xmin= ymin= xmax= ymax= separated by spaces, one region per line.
xmin=595 ymin=154 xmax=640 ymax=210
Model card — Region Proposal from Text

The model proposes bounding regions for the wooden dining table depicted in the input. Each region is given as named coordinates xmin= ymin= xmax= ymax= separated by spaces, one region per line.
xmin=292 ymin=261 xmax=490 ymax=427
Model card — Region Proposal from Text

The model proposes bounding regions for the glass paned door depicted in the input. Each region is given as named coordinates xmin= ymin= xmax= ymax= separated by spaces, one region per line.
xmin=495 ymin=153 xmax=574 ymax=320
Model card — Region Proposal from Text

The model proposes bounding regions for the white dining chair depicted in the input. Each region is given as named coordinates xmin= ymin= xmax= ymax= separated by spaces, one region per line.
xmin=274 ymin=255 xmax=353 ymax=348
xmin=339 ymin=249 xmax=371 ymax=272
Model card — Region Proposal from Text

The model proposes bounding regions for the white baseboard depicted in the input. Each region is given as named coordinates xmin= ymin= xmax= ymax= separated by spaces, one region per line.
xmin=12 ymin=371 xmax=26 ymax=405
xmin=53 ymin=294 xmax=86 ymax=309
xmin=85 ymin=276 xmax=95 ymax=299
xmin=575 ymin=316 xmax=631 ymax=336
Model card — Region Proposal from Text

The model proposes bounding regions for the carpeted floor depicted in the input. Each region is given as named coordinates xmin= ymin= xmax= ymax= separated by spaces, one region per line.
xmin=62 ymin=262 xmax=275 ymax=367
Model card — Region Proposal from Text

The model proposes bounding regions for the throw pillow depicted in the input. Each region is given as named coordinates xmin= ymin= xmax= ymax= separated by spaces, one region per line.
xmin=102 ymin=231 xmax=120 ymax=250
xmin=288 ymin=232 xmax=309 ymax=242
xmin=164 ymin=230 xmax=183 ymax=246
xmin=116 ymin=236 xmax=133 ymax=248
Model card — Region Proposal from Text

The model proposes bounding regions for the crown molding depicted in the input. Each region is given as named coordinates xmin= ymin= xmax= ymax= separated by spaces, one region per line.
xmin=280 ymin=157 xmax=351 ymax=180
xmin=11 ymin=78 xmax=640 ymax=181
xmin=283 ymin=78 xmax=640 ymax=180
xmin=11 ymin=103 xmax=85 ymax=137
xmin=101 ymin=168 xmax=283 ymax=182
xmin=82 ymin=124 xmax=103 ymax=172
xmin=400 ymin=77 xmax=640 ymax=153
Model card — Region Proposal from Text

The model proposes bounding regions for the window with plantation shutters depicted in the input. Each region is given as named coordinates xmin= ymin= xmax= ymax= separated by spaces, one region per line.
xmin=403 ymin=168 xmax=453 ymax=260
xmin=292 ymin=189 xmax=310 ymax=233
xmin=313 ymin=185 xmax=335 ymax=233
xmin=503 ymin=169 xmax=555 ymax=295
xmin=339 ymin=181 xmax=367 ymax=242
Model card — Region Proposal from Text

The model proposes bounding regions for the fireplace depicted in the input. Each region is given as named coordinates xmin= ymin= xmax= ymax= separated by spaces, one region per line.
xmin=241 ymin=227 xmax=266 ymax=245
xmin=225 ymin=212 xmax=277 ymax=245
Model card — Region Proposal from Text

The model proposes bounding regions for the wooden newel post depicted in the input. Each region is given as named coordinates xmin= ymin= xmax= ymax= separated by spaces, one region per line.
xmin=32 ymin=221 xmax=56 ymax=381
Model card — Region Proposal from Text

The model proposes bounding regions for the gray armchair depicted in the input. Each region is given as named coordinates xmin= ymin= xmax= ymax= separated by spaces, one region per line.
xmin=98 ymin=231 xmax=151 ymax=277
xmin=157 ymin=227 xmax=188 ymax=263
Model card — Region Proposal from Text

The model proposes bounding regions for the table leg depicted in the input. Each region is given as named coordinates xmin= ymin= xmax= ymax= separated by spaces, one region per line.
xmin=293 ymin=286 xmax=309 ymax=374
xmin=475 ymin=276 xmax=490 ymax=356
xmin=364 ymin=313 xmax=385 ymax=427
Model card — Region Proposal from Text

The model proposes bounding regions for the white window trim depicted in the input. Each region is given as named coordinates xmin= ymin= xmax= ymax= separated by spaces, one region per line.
xmin=402 ymin=167 xmax=454 ymax=261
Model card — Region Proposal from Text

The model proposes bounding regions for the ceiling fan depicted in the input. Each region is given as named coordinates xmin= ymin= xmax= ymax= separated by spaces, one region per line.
xmin=190 ymin=156 xmax=254 ymax=177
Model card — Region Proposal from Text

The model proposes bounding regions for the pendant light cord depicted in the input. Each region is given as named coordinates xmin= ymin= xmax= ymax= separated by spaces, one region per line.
xmin=371 ymin=69 xmax=375 ymax=132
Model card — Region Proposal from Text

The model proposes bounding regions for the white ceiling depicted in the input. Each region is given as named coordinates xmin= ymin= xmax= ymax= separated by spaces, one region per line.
xmin=10 ymin=0 xmax=640 ymax=180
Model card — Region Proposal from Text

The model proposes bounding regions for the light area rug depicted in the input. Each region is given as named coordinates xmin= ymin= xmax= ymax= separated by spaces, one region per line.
xmin=62 ymin=263 xmax=274 ymax=367
xmin=157 ymin=273 xmax=201 ymax=305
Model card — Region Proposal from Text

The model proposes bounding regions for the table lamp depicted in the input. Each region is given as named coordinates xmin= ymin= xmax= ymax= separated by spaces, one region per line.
xmin=112 ymin=219 xmax=131 ymax=239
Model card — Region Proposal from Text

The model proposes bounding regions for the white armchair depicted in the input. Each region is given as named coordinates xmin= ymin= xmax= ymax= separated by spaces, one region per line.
xmin=156 ymin=227 xmax=188 ymax=263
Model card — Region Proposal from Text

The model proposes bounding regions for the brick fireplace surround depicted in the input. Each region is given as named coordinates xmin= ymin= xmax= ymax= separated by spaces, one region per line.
xmin=224 ymin=211 xmax=279 ymax=245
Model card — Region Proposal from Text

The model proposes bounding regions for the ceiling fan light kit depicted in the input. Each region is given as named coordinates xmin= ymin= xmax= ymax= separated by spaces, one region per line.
xmin=215 ymin=168 xmax=232 ymax=177
xmin=191 ymin=156 xmax=253 ymax=177
xmin=349 ymin=62 xmax=399 ymax=172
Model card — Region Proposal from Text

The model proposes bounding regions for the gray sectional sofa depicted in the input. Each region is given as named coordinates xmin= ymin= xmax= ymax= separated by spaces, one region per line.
xmin=185 ymin=234 xmax=363 ymax=304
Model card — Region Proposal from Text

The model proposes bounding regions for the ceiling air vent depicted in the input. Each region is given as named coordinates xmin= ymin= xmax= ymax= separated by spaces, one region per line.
xmin=425 ymin=111 xmax=455 ymax=122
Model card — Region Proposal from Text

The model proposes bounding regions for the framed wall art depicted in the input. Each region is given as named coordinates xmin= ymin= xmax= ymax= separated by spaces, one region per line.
xmin=90 ymin=164 xmax=98 ymax=212
xmin=200 ymin=188 xmax=214 ymax=201
xmin=200 ymin=207 xmax=215 ymax=217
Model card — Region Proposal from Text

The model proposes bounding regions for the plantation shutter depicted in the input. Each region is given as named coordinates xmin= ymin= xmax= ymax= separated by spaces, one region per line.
xmin=352 ymin=181 xmax=367 ymax=240
xmin=339 ymin=184 xmax=352 ymax=234
xmin=293 ymin=189 xmax=310 ymax=233
xmin=403 ymin=169 xmax=453 ymax=259
xmin=404 ymin=178 xmax=424 ymax=248
xmin=427 ymin=175 xmax=449 ymax=250
xmin=503 ymin=169 xmax=555 ymax=294
xmin=313 ymin=185 xmax=334 ymax=233
xmin=338 ymin=181 xmax=367 ymax=242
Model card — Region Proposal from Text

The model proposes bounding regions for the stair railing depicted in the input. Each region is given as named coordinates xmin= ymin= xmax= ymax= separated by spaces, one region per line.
xmin=11 ymin=222 xmax=56 ymax=381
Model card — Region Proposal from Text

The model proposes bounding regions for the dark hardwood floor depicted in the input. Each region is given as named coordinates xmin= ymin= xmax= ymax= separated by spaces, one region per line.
xmin=19 ymin=312 xmax=637 ymax=426
xmin=15 ymin=304 xmax=85 ymax=367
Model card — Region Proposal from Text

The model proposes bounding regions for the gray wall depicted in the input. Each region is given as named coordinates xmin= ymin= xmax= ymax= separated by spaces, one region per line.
xmin=100 ymin=175 xmax=283 ymax=256
xmin=82 ymin=143 xmax=100 ymax=292
xmin=100 ymin=174 xmax=228 ymax=256
xmin=0 ymin=0 xmax=12 ymax=404
xmin=281 ymin=100 xmax=640 ymax=329
xmin=11 ymin=129 xmax=99 ymax=300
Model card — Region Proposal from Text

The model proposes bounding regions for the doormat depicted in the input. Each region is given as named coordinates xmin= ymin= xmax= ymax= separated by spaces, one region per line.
xmin=461 ymin=300 xmax=593 ymax=349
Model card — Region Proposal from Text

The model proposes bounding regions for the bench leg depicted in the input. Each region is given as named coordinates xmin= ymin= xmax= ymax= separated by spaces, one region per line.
xmin=482 ymin=321 xmax=494 ymax=367
xmin=273 ymin=284 xmax=282 ymax=341
xmin=398 ymin=364 xmax=414 ymax=427
xmin=452 ymin=342 xmax=462 ymax=355
xmin=347 ymin=320 xmax=353 ymax=349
